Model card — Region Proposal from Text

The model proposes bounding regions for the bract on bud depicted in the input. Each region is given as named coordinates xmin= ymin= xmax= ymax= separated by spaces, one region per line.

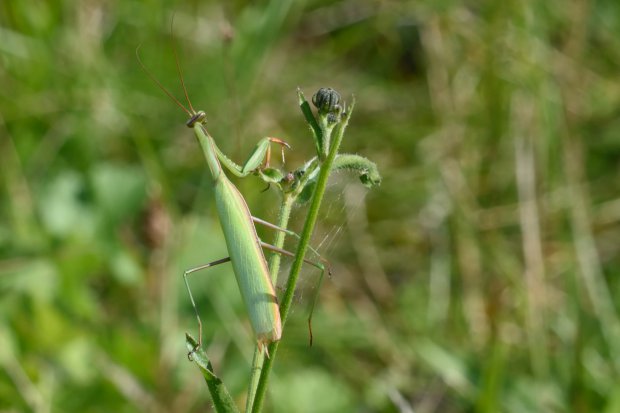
xmin=327 ymin=112 xmax=340 ymax=124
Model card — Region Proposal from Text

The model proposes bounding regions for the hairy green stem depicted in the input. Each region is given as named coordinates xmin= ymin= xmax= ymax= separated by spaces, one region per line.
xmin=250 ymin=119 xmax=349 ymax=413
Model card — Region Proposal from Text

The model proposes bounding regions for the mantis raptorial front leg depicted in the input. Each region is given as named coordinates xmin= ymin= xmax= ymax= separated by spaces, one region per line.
xmin=252 ymin=217 xmax=327 ymax=264
xmin=215 ymin=137 xmax=290 ymax=178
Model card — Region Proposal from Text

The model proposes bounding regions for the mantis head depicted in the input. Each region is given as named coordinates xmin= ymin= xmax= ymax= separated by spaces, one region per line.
xmin=186 ymin=111 xmax=207 ymax=128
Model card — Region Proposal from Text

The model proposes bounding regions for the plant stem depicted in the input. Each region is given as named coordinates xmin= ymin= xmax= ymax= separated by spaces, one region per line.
xmin=245 ymin=194 xmax=294 ymax=412
xmin=250 ymin=117 xmax=349 ymax=413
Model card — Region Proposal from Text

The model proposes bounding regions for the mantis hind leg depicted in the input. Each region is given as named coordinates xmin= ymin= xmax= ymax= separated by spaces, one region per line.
xmin=260 ymin=241 xmax=331 ymax=346
xmin=183 ymin=257 xmax=231 ymax=360
xmin=253 ymin=216 xmax=326 ymax=263
xmin=254 ymin=217 xmax=332 ymax=345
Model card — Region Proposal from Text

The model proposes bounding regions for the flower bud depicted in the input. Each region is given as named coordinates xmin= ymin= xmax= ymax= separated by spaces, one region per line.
xmin=312 ymin=88 xmax=341 ymax=114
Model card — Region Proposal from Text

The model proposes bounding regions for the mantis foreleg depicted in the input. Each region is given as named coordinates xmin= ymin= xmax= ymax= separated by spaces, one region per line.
xmin=215 ymin=137 xmax=289 ymax=178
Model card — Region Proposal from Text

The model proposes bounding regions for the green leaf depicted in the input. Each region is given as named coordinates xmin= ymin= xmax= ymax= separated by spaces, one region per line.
xmin=298 ymin=89 xmax=323 ymax=157
xmin=185 ymin=334 xmax=240 ymax=413
xmin=296 ymin=178 xmax=316 ymax=204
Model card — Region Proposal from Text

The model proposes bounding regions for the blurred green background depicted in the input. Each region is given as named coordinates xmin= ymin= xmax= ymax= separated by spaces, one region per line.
xmin=2 ymin=0 xmax=620 ymax=412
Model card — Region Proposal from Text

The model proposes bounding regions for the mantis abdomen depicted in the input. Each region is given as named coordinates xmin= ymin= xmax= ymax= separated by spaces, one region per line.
xmin=215 ymin=176 xmax=282 ymax=345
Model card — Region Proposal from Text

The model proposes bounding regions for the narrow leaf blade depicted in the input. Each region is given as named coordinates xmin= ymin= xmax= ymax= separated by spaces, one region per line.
xmin=185 ymin=334 xmax=240 ymax=413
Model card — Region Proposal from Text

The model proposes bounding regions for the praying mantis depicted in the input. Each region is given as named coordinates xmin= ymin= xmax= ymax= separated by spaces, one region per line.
xmin=137 ymin=47 xmax=328 ymax=357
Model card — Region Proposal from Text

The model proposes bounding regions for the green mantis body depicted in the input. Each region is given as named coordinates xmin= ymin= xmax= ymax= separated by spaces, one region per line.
xmin=181 ymin=114 xmax=328 ymax=354
xmin=137 ymin=46 xmax=331 ymax=357
xmin=137 ymin=47 xmax=289 ymax=353
xmin=187 ymin=111 xmax=282 ymax=349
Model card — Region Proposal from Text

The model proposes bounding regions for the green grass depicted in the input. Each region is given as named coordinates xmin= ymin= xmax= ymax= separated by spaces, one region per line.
xmin=2 ymin=0 xmax=620 ymax=412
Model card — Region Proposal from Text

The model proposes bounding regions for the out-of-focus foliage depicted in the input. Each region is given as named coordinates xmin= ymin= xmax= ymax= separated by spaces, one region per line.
xmin=2 ymin=0 xmax=620 ymax=412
